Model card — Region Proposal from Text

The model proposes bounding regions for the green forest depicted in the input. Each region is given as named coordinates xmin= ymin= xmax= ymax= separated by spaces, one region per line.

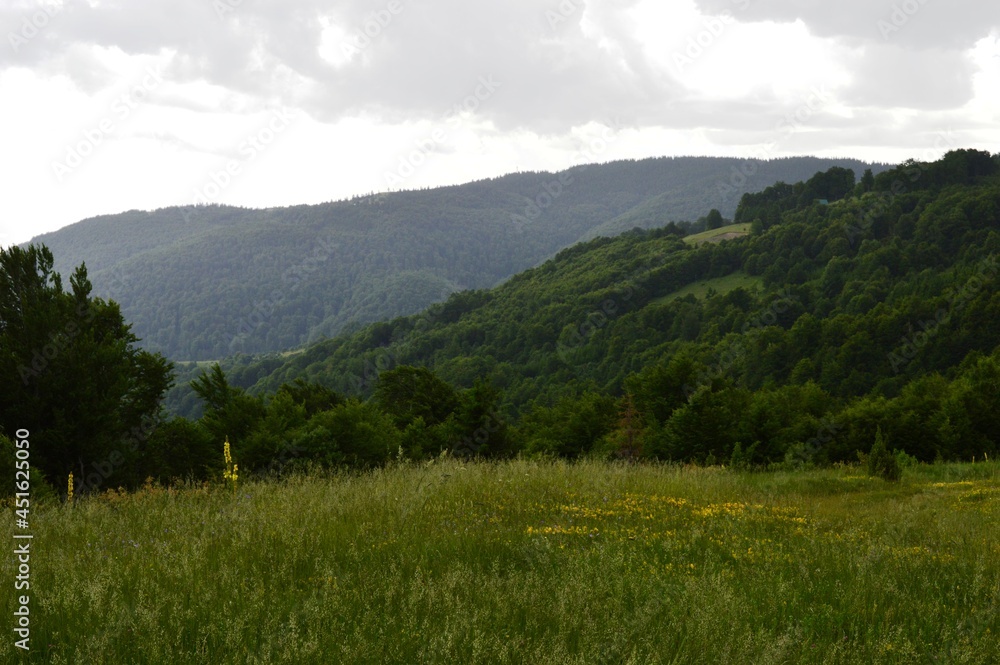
xmin=4 ymin=150 xmax=998 ymax=496
xmin=30 ymin=156 xmax=885 ymax=361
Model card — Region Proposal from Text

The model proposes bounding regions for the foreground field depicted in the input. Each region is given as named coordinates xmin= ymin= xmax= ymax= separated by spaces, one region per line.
xmin=3 ymin=460 xmax=998 ymax=664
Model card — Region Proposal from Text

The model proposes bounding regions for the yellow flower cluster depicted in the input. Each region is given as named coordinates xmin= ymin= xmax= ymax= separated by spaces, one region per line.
xmin=925 ymin=479 xmax=999 ymax=514
xmin=522 ymin=491 xmax=820 ymax=577
xmin=67 ymin=472 xmax=74 ymax=504
xmin=223 ymin=437 xmax=239 ymax=490
xmin=557 ymin=504 xmax=619 ymax=519
xmin=526 ymin=525 xmax=600 ymax=536
xmin=691 ymin=502 xmax=755 ymax=519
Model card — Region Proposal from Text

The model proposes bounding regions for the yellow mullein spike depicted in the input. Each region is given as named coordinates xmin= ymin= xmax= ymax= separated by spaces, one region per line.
xmin=223 ymin=438 xmax=238 ymax=491
xmin=67 ymin=472 xmax=74 ymax=504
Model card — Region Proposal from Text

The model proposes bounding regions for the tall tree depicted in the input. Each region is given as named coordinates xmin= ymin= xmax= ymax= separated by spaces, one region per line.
xmin=190 ymin=363 xmax=265 ymax=447
xmin=860 ymin=168 xmax=875 ymax=193
xmin=705 ymin=209 xmax=725 ymax=230
xmin=0 ymin=245 xmax=173 ymax=489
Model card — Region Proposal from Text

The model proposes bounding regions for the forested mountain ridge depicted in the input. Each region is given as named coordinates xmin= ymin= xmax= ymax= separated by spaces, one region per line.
xmin=175 ymin=149 xmax=1000 ymax=465
xmin=28 ymin=156 xmax=886 ymax=360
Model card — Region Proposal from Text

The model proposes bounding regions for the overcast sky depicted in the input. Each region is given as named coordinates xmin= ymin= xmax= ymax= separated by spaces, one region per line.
xmin=2 ymin=0 xmax=999 ymax=246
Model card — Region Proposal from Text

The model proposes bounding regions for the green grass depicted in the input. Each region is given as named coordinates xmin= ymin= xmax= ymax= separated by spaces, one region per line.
xmin=683 ymin=222 xmax=751 ymax=245
xmin=3 ymin=460 xmax=998 ymax=664
xmin=653 ymin=271 xmax=763 ymax=304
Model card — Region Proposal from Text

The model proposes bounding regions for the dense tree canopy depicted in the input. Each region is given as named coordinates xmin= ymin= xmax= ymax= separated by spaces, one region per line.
xmin=0 ymin=245 xmax=173 ymax=491
xmin=155 ymin=151 xmax=1000 ymax=472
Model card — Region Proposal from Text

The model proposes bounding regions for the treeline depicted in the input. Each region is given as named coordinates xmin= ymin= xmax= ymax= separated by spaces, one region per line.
xmin=146 ymin=344 xmax=1000 ymax=487
xmin=143 ymin=365 xmax=516 ymax=483
xmin=735 ymin=149 xmax=996 ymax=228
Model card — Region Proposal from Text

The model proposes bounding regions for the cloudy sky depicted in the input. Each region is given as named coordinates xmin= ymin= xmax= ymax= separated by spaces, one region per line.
xmin=2 ymin=0 xmax=999 ymax=246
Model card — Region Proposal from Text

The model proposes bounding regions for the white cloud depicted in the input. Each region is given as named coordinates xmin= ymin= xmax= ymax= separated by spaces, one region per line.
xmin=1 ymin=0 xmax=998 ymax=245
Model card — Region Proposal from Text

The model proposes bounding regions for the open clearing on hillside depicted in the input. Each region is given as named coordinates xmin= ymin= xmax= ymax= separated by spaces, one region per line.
xmin=654 ymin=270 xmax=764 ymax=304
xmin=683 ymin=222 xmax=751 ymax=245
xmin=3 ymin=460 xmax=997 ymax=664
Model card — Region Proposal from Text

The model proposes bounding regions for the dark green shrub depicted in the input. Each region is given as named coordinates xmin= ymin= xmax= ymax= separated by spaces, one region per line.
xmin=868 ymin=426 xmax=902 ymax=481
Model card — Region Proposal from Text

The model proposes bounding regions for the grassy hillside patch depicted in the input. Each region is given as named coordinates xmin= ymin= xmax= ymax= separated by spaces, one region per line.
xmin=3 ymin=460 xmax=997 ymax=664
xmin=683 ymin=222 xmax=752 ymax=245
xmin=653 ymin=270 xmax=763 ymax=304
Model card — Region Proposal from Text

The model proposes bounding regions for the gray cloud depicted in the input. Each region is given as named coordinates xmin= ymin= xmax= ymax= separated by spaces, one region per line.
xmin=693 ymin=0 xmax=999 ymax=112
xmin=694 ymin=0 xmax=1000 ymax=50
xmin=3 ymin=0 xmax=681 ymax=132
xmin=841 ymin=45 xmax=977 ymax=110
xmin=303 ymin=0 xmax=680 ymax=132
xmin=3 ymin=0 xmax=996 ymax=139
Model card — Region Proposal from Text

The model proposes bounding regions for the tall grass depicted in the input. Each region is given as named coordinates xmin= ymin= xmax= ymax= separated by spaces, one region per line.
xmin=2 ymin=460 xmax=997 ymax=663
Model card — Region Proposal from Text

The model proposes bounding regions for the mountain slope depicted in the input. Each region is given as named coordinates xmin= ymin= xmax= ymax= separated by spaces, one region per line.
xmin=185 ymin=150 xmax=1000 ymax=463
xmin=28 ymin=156 xmax=886 ymax=360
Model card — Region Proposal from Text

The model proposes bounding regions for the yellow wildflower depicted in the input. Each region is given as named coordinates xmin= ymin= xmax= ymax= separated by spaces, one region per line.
xmin=223 ymin=438 xmax=239 ymax=491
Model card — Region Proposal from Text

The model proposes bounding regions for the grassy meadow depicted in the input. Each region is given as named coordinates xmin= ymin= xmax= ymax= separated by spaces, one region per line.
xmin=652 ymin=271 xmax=764 ymax=305
xmin=681 ymin=222 xmax=751 ymax=245
xmin=3 ymin=459 xmax=998 ymax=664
